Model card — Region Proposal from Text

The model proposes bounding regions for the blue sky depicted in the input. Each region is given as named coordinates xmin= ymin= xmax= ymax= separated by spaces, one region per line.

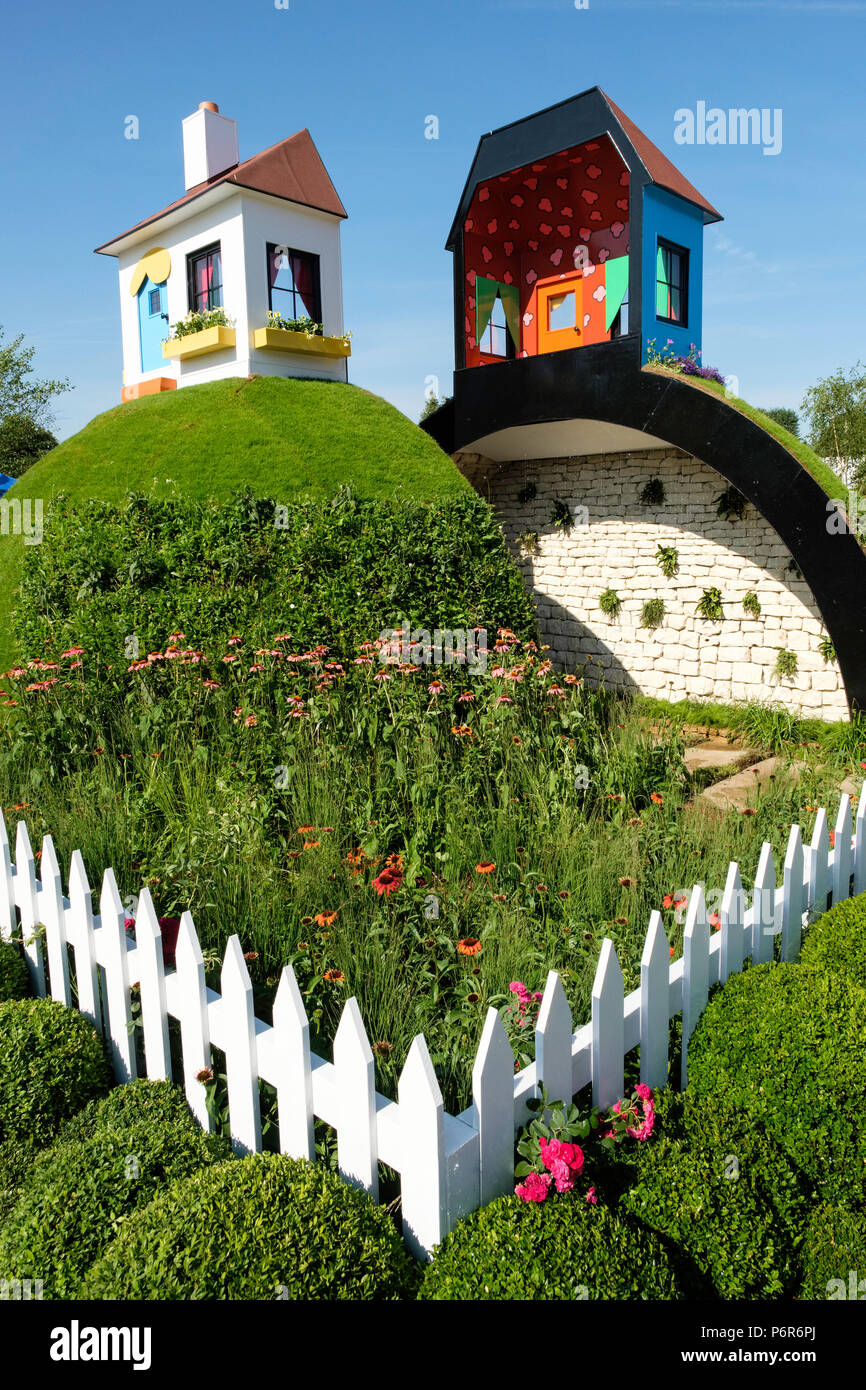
xmin=1 ymin=0 xmax=864 ymax=440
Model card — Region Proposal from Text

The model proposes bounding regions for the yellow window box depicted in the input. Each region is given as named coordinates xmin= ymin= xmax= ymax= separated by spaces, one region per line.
xmin=252 ymin=327 xmax=351 ymax=358
xmin=162 ymin=326 xmax=237 ymax=360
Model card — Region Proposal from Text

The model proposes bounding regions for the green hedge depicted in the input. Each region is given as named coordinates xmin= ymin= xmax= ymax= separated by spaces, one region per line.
xmin=797 ymin=1203 xmax=866 ymax=1300
xmin=801 ymin=893 xmax=866 ymax=991
xmin=56 ymin=1078 xmax=199 ymax=1146
xmin=0 ymin=943 xmax=30 ymax=1002
xmin=419 ymin=1192 xmax=682 ymax=1300
xmin=619 ymin=1090 xmax=812 ymax=1298
xmin=687 ymin=962 xmax=866 ymax=1209
xmin=0 ymin=999 xmax=113 ymax=1151
xmin=83 ymin=1153 xmax=417 ymax=1300
xmin=14 ymin=488 xmax=536 ymax=672
xmin=0 ymin=1119 xmax=229 ymax=1298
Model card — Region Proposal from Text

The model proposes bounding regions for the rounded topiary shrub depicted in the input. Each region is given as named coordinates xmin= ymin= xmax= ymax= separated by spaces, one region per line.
xmin=801 ymin=894 xmax=866 ymax=991
xmin=83 ymin=1153 xmax=416 ymax=1300
xmin=796 ymin=1203 xmax=866 ymax=1300
xmin=687 ymin=962 xmax=866 ymax=1209
xmin=419 ymin=1192 xmax=681 ymax=1300
xmin=0 ymin=999 xmax=113 ymax=1151
xmin=0 ymin=943 xmax=30 ymax=1003
xmin=56 ymin=1078 xmax=199 ymax=1147
xmin=0 ymin=1118 xmax=230 ymax=1298
xmin=619 ymin=1093 xmax=812 ymax=1299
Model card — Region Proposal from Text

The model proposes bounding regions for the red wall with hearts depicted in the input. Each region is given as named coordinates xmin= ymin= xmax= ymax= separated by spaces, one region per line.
xmin=462 ymin=133 xmax=630 ymax=367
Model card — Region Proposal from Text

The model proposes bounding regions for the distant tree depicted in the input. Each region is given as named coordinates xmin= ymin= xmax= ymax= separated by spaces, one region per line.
xmin=0 ymin=323 xmax=71 ymax=427
xmin=801 ymin=363 xmax=866 ymax=487
xmin=758 ymin=407 xmax=800 ymax=438
xmin=0 ymin=414 xmax=58 ymax=478
xmin=419 ymin=393 xmax=451 ymax=423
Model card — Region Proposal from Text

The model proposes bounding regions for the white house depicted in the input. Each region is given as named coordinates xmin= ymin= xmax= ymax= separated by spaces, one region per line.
xmin=95 ymin=103 xmax=349 ymax=402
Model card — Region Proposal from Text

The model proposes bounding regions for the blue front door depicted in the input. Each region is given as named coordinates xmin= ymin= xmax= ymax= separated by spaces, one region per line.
xmin=138 ymin=277 xmax=169 ymax=372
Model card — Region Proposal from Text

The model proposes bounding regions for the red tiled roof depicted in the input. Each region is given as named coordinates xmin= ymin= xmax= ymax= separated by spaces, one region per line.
xmin=95 ymin=128 xmax=346 ymax=253
xmin=601 ymin=92 xmax=721 ymax=221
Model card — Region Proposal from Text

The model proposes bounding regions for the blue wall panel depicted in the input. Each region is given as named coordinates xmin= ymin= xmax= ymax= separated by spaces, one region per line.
xmin=641 ymin=186 xmax=704 ymax=363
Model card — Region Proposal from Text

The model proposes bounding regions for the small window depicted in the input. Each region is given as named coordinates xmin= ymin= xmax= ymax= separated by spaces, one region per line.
xmin=480 ymin=294 xmax=515 ymax=358
xmin=610 ymin=288 xmax=629 ymax=338
xmin=148 ymin=288 xmax=162 ymax=316
xmin=656 ymin=240 xmax=688 ymax=325
xmin=187 ymin=243 xmax=223 ymax=313
xmin=547 ymin=291 xmax=576 ymax=333
xmin=267 ymin=244 xmax=322 ymax=326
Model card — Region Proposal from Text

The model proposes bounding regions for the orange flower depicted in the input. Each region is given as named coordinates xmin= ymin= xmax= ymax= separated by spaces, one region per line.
xmin=457 ymin=937 xmax=482 ymax=956
xmin=323 ymin=969 xmax=345 ymax=983
xmin=669 ymin=946 xmax=675 ymax=959
xmin=475 ymin=862 xmax=496 ymax=874
xmin=297 ymin=825 xmax=315 ymax=835
xmin=650 ymin=792 xmax=664 ymax=805
xmin=315 ymin=911 xmax=338 ymax=927
xmin=619 ymin=877 xmax=635 ymax=887
xmin=303 ymin=841 xmax=321 ymax=850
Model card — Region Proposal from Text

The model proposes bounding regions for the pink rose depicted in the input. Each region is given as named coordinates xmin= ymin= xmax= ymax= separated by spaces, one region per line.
xmin=586 ymin=1186 xmax=598 ymax=1205
xmin=515 ymin=1171 xmax=552 ymax=1203
xmin=634 ymin=1083 xmax=653 ymax=1102
xmin=539 ymin=1136 xmax=584 ymax=1180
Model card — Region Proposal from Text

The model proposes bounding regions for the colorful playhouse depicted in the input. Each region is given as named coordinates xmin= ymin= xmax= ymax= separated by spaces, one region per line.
xmin=424 ymin=88 xmax=866 ymax=719
xmin=95 ymin=103 xmax=349 ymax=403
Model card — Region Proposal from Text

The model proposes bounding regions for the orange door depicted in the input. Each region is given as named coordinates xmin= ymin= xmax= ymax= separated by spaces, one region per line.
xmin=537 ymin=276 xmax=583 ymax=354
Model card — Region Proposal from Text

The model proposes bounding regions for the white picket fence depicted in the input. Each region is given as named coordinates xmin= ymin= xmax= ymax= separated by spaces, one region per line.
xmin=1 ymin=784 xmax=864 ymax=1258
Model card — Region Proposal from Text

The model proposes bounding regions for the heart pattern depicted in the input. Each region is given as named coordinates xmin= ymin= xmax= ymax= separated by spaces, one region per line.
xmin=462 ymin=132 xmax=629 ymax=366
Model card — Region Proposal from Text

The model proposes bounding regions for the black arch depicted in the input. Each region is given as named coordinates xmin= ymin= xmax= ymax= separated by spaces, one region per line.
xmin=423 ymin=338 xmax=866 ymax=713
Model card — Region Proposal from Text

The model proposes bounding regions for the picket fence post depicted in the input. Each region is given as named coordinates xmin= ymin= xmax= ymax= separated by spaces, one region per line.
xmin=173 ymin=912 xmax=212 ymax=1133
xmin=99 ymin=868 xmax=136 ymax=1082
xmin=719 ymin=861 xmax=744 ymax=984
xmin=68 ymin=850 xmax=102 ymax=1031
xmin=591 ymin=940 xmax=623 ymax=1110
xmin=681 ymin=884 xmax=709 ymax=1088
xmin=751 ymin=842 xmax=776 ymax=965
xmin=807 ymin=809 xmax=830 ymax=921
xmin=536 ymin=970 xmax=573 ymax=1109
xmin=471 ymin=1008 xmax=514 ymax=1205
xmin=133 ymin=888 xmax=171 ymax=1082
xmin=833 ymin=795 xmax=853 ymax=906
xmin=854 ymin=783 xmax=866 ymax=896
xmin=0 ymin=815 xmax=15 ymax=944
xmin=399 ymin=1034 xmax=446 ymax=1260
xmin=16 ymin=821 xmax=45 ymax=997
xmin=640 ymin=912 xmax=669 ymax=1091
xmin=221 ymin=935 xmax=262 ymax=1158
xmin=334 ymin=996 xmax=378 ymax=1200
xmin=270 ymin=964 xmax=315 ymax=1161
xmin=781 ymin=825 xmax=804 ymax=962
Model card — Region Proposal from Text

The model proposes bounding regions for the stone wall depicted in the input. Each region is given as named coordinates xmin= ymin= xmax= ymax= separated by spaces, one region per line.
xmin=455 ymin=446 xmax=848 ymax=720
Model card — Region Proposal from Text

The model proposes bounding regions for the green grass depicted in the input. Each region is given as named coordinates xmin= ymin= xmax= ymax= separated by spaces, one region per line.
xmin=0 ymin=376 xmax=468 ymax=671
xmin=643 ymin=366 xmax=848 ymax=507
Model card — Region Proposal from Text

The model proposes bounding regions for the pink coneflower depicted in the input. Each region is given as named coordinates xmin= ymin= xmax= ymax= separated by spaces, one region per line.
xmin=248 ymin=663 xmax=265 ymax=674
xmin=354 ymin=656 xmax=374 ymax=665
xmin=428 ymin=680 xmax=443 ymax=695
xmin=374 ymin=670 xmax=392 ymax=682
xmin=221 ymin=653 xmax=239 ymax=664
xmin=457 ymin=690 xmax=476 ymax=703
xmin=127 ymin=660 xmax=149 ymax=672
xmin=227 ymin=636 xmax=243 ymax=646
xmin=61 ymin=647 xmax=85 ymax=658
xmin=202 ymin=679 xmax=220 ymax=690
xmin=244 ymin=714 xmax=257 ymax=727
xmin=496 ymin=695 xmax=513 ymax=705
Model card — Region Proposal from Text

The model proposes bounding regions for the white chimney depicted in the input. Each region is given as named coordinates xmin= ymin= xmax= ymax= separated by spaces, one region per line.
xmin=182 ymin=102 xmax=239 ymax=190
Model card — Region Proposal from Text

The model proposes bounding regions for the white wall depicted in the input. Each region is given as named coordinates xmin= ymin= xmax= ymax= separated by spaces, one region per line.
xmin=456 ymin=446 xmax=849 ymax=721
xmin=115 ymin=190 xmax=346 ymax=390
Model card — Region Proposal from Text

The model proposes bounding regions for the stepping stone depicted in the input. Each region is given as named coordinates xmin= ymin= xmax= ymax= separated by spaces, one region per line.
xmin=683 ymin=745 xmax=758 ymax=773
xmin=697 ymin=756 xmax=804 ymax=812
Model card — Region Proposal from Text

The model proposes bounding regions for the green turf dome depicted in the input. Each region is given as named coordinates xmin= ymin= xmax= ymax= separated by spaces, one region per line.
xmin=0 ymin=377 xmax=468 ymax=670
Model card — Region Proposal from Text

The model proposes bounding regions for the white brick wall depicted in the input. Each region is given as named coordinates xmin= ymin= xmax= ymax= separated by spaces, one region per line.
xmin=456 ymin=446 xmax=848 ymax=720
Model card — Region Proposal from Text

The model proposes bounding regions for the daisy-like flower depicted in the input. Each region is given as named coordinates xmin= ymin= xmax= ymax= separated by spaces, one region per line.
xmin=373 ymin=865 xmax=403 ymax=897
xmin=303 ymin=840 xmax=321 ymax=850
xmin=323 ymin=969 xmax=345 ymax=983
xmin=372 ymin=1040 xmax=394 ymax=1058
xmin=451 ymin=724 xmax=473 ymax=737
xmin=315 ymin=910 xmax=338 ymax=926
xmin=428 ymin=680 xmax=443 ymax=695
xmin=61 ymin=646 xmax=85 ymax=658
xmin=619 ymin=877 xmax=635 ymax=888
xmin=244 ymin=714 xmax=257 ymax=727
xmin=457 ymin=690 xmax=476 ymax=703
xmin=457 ymin=937 xmax=482 ymax=956
xmin=496 ymin=695 xmax=514 ymax=705
xmin=227 ymin=635 xmax=243 ymax=647
xmin=203 ymin=679 xmax=221 ymax=690
xmin=297 ymin=825 xmax=315 ymax=835
xmin=221 ymin=653 xmax=239 ymax=664
xmin=374 ymin=669 xmax=392 ymax=682
xmin=196 ymin=1066 xmax=214 ymax=1085
xmin=650 ymin=792 xmax=664 ymax=805
xmin=475 ymin=862 xmax=496 ymax=875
